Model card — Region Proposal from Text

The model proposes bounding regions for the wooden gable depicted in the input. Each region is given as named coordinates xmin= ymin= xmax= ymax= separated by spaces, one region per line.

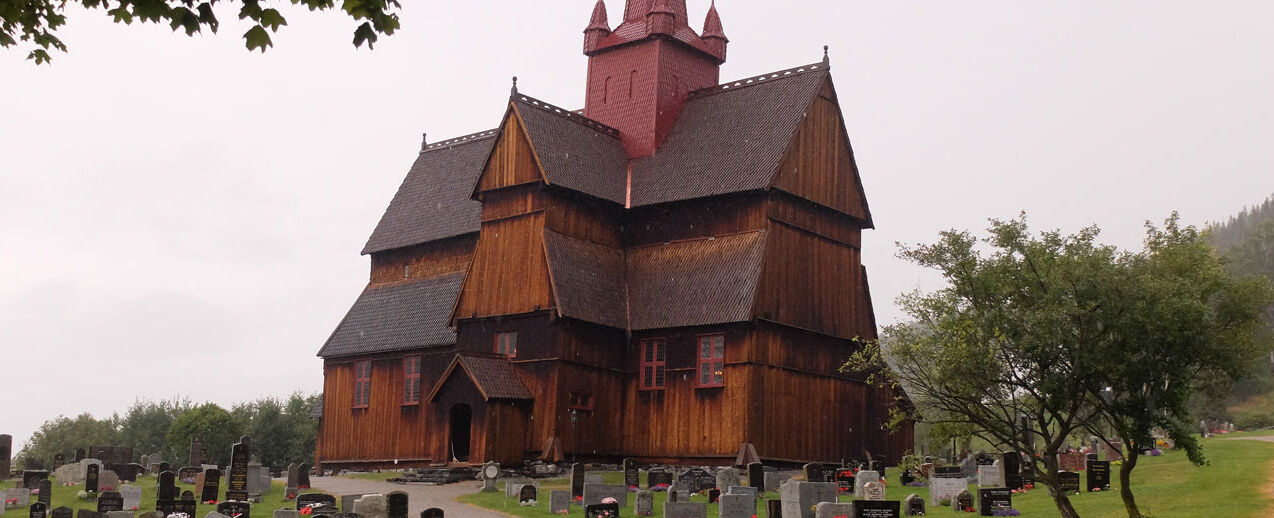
xmin=475 ymin=103 xmax=547 ymax=195
xmin=450 ymin=210 xmax=556 ymax=323
xmin=771 ymin=77 xmax=872 ymax=226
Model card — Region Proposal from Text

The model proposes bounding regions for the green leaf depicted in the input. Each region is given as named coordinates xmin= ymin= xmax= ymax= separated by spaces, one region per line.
xmin=351 ymin=22 xmax=376 ymax=49
xmin=259 ymin=9 xmax=288 ymax=32
xmin=197 ymin=3 xmax=220 ymax=34
xmin=107 ymin=6 xmax=135 ymax=24
xmin=27 ymin=49 xmax=51 ymax=65
xmin=243 ymin=25 xmax=273 ymax=53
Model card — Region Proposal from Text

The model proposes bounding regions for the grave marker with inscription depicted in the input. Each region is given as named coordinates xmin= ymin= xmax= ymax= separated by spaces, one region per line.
xmin=977 ymin=488 xmax=1011 ymax=516
xmin=851 ymin=500 xmax=898 ymax=518
xmin=549 ymin=490 xmax=570 ymax=514
xmin=1086 ymin=461 xmax=1110 ymax=492
xmin=97 ymin=492 xmax=125 ymax=513
xmin=623 ymin=458 xmax=639 ymax=487
xmin=226 ymin=437 xmax=251 ymax=502
xmin=1058 ymin=471 xmax=1081 ymax=494
xmin=201 ymin=469 xmax=222 ymax=503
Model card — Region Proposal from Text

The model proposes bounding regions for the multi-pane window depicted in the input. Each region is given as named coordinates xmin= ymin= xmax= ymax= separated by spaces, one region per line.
xmin=495 ymin=331 xmax=518 ymax=358
xmin=569 ymin=392 xmax=594 ymax=411
xmin=640 ymin=339 xmax=666 ymax=390
xmin=696 ymin=335 xmax=725 ymax=387
xmin=353 ymin=360 xmax=372 ymax=408
xmin=402 ymin=355 xmax=421 ymax=405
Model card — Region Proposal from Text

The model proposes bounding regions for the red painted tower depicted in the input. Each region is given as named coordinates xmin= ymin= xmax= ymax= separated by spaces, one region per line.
xmin=582 ymin=0 xmax=728 ymax=158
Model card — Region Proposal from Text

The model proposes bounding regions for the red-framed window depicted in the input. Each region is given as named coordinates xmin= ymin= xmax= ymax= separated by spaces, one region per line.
xmin=353 ymin=360 xmax=372 ymax=408
xmin=640 ymin=339 xmax=666 ymax=390
xmin=495 ymin=331 xmax=517 ymax=358
xmin=569 ymin=392 xmax=594 ymax=411
xmin=696 ymin=334 xmax=725 ymax=388
xmin=402 ymin=355 xmax=421 ymax=405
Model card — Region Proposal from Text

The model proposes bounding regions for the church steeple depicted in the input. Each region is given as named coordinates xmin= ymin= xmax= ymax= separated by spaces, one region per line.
xmin=583 ymin=0 xmax=611 ymax=54
xmin=701 ymin=1 xmax=728 ymax=61
xmin=646 ymin=0 xmax=676 ymax=35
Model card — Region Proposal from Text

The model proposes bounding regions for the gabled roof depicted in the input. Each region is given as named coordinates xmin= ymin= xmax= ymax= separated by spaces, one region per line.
xmin=630 ymin=63 xmax=830 ymax=207
xmin=626 ymin=231 xmax=767 ymax=330
xmin=426 ymin=354 xmax=534 ymax=401
xmin=495 ymin=95 xmax=628 ymax=205
xmin=362 ymin=132 xmax=496 ymax=255
xmin=317 ymin=273 xmax=465 ymax=358
xmin=542 ymin=229 xmax=628 ymax=330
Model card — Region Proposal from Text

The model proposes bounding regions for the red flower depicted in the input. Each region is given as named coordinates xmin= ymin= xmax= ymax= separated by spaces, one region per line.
xmin=299 ymin=509 xmax=312 ymax=516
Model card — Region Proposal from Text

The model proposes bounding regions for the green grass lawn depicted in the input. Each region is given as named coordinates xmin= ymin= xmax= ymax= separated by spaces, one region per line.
xmin=3 ymin=474 xmax=328 ymax=516
xmin=461 ymin=435 xmax=1274 ymax=518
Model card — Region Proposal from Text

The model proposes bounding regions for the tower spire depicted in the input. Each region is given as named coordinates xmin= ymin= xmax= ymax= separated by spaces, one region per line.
xmin=646 ymin=0 xmax=675 ymax=35
xmin=702 ymin=0 xmax=728 ymax=61
xmin=583 ymin=0 xmax=612 ymax=53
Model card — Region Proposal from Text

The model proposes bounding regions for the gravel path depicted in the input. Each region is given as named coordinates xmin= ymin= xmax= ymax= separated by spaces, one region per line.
xmin=298 ymin=476 xmax=511 ymax=518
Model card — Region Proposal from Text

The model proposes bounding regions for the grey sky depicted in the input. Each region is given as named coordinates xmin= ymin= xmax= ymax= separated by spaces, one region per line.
xmin=2 ymin=1 xmax=1271 ymax=451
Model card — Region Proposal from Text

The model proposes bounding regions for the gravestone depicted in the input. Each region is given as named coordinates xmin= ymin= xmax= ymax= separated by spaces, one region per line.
xmin=852 ymin=471 xmax=880 ymax=499
xmin=176 ymin=491 xmax=197 ymax=517
xmin=814 ymin=502 xmax=853 ymax=518
xmin=851 ymin=500 xmax=899 ymax=518
xmin=86 ymin=464 xmax=101 ymax=492
xmin=156 ymin=471 xmax=177 ymax=514
xmin=100 ymin=471 xmax=121 ymax=491
xmin=647 ymin=470 xmax=673 ymax=488
xmin=120 ymin=486 xmax=142 ymax=510
xmin=1001 ymin=452 xmax=1022 ymax=490
xmin=55 ymin=463 xmax=81 ymax=485
xmin=903 ymin=493 xmax=925 ymax=516
xmin=727 ymin=486 xmax=757 ymax=501
xmin=747 ymin=463 xmax=765 ymax=490
xmin=3 ymin=487 xmax=31 ymax=507
xmin=20 ymin=469 xmax=47 ymax=488
xmin=716 ymin=468 xmax=740 ymax=490
xmin=719 ymin=494 xmax=753 ymax=518
xmin=549 ymin=490 xmax=571 ymax=514
xmin=504 ymin=478 xmax=531 ymax=498
xmin=863 ymin=481 xmax=885 ymax=501
xmin=582 ymin=483 xmax=628 ymax=507
xmin=285 ymin=464 xmax=299 ymax=500
xmin=780 ymin=481 xmax=838 ymax=518
xmin=274 ymin=510 xmax=301 ymax=518
xmin=98 ymin=491 xmax=125 ymax=513
xmin=765 ymin=471 xmax=795 ymax=492
xmin=188 ymin=439 xmax=206 ymax=467
xmin=954 ymin=491 xmax=974 ymax=512
xmin=386 ymin=492 xmax=408 ymax=518
xmin=296 ymin=494 xmax=337 ymax=512
xmin=927 ymin=477 xmax=965 ymax=506
xmin=119 ymin=464 xmax=143 ymax=482
xmin=803 ymin=463 xmax=824 ymax=482
xmin=39 ymin=479 xmax=53 ymax=507
xmin=517 ymin=485 xmax=537 ymax=505
xmin=53 ymin=454 xmax=66 ymax=468
xmin=200 ymin=469 xmax=221 ymax=503
xmin=668 ymin=481 xmax=690 ymax=503
xmin=340 ymin=495 xmax=368 ymax=513
xmin=975 ymin=464 xmax=1002 ymax=488
xmin=76 ymin=511 xmax=102 ymax=518
xmin=217 ymin=501 xmax=251 ymax=518
xmin=0 ymin=434 xmax=10 ymax=479
xmin=351 ymin=495 xmax=386 ymax=518
xmin=246 ymin=463 xmax=265 ymax=500
xmin=177 ymin=468 xmax=199 ymax=485
xmin=570 ymin=464 xmax=585 ymax=499
xmin=103 ymin=512 xmax=134 ymax=518
xmin=678 ymin=468 xmax=714 ymax=493
xmin=296 ymin=463 xmax=311 ymax=489
xmin=226 ymin=437 xmax=251 ymax=502
xmin=479 ymin=462 xmax=498 ymax=492
xmin=31 ymin=502 xmax=49 ymax=518
xmin=584 ymin=503 xmax=618 ymax=518
xmin=1058 ymin=471 xmax=1081 ymax=494
xmin=140 ymin=456 xmax=151 ymax=471
xmin=1086 ymin=460 xmax=1111 ymax=492
xmin=977 ymin=488 xmax=1011 ymax=516
xmin=52 ymin=507 xmax=74 ymax=518
xmin=835 ymin=469 xmax=855 ymax=493
xmin=707 ymin=489 xmax=720 ymax=503
xmin=255 ymin=467 xmax=271 ymax=498
xmin=1057 ymin=453 xmax=1086 ymax=472
xmin=766 ymin=499 xmax=782 ymax=518
xmin=634 ymin=490 xmax=653 ymax=516
xmin=205 ymin=513 xmax=231 ymax=518
xmin=420 ymin=510 xmax=443 ymax=518
xmin=623 ymin=458 xmax=639 ymax=487
xmin=158 ymin=463 xmax=170 ymax=474
xmin=662 ymin=502 xmax=707 ymax=518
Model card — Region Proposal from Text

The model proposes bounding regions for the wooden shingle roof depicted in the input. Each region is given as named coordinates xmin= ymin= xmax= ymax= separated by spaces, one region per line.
xmin=510 ymin=95 xmax=629 ymax=205
xmin=426 ymin=354 xmax=534 ymax=401
xmin=317 ymin=273 xmax=465 ymax=358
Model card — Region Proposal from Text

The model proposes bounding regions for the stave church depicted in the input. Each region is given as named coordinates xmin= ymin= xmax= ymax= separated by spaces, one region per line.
xmin=313 ymin=0 xmax=913 ymax=469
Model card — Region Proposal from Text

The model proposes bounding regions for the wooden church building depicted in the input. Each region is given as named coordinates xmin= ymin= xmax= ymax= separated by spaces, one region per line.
xmin=314 ymin=0 xmax=913 ymax=469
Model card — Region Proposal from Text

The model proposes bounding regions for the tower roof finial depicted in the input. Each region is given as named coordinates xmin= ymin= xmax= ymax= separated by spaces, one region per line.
xmin=587 ymin=0 xmax=610 ymax=31
xmin=703 ymin=0 xmax=726 ymax=40
xmin=511 ymin=76 xmax=518 ymax=96
xmin=823 ymin=45 xmax=830 ymax=65
xmin=420 ymin=132 xmax=427 ymax=151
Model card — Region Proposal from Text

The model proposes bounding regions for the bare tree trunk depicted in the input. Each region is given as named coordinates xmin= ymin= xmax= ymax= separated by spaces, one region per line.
xmin=1119 ymin=449 xmax=1143 ymax=518
xmin=1041 ymin=450 xmax=1083 ymax=518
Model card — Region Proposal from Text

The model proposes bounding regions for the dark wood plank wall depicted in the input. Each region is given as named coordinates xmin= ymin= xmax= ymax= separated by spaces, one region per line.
xmin=481 ymin=186 xmax=545 ymax=222
xmin=477 ymin=107 xmax=544 ymax=193
xmin=428 ymin=366 xmax=491 ymax=463
xmin=551 ymin=320 xmax=629 ymax=457
xmin=771 ymin=78 xmax=870 ymax=222
xmin=369 ymin=234 xmax=476 ymax=285
xmin=545 ymin=189 xmax=623 ymax=247
xmin=766 ymin=192 xmax=861 ymax=247
xmin=625 ymin=193 xmax=765 ymax=247
xmin=453 ymin=211 xmax=555 ymax=320
xmin=754 ymin=222 xmax=862 ymax=339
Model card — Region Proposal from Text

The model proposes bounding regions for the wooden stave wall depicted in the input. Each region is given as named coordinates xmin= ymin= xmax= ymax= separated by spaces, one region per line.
xmin=771 ymin=78 xmax=870 ymax=222
xmin=369 ymin=234 xmax=477 ymax=286
xmin=478 ymin=108 xmax=543 ymax=192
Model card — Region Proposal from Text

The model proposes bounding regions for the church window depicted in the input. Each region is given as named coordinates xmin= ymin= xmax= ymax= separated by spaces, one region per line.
xmin=353 ymin=360 xmax=371 ymax=408
xmin=640 ymin=339 xmax=666 ymax=390
xmin=495 ymin=331 xmax=518 ymax=357
xmin=696 ymin=334 xmax=725 ymax=388
xmin=569 ymin=392 xmax=594 ymax=411
xmin=402 ymin=355 xmax=421 ymax=405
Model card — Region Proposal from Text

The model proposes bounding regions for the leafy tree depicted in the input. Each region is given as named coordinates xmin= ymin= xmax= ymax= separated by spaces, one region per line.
xmin=281 ymin=392 xmax=319 ymax=465
xmin=118 ymin=398 xmax=192 ymax=463
xmin=240 ymin=392 xmax=319 ymax=468
xmin=1082 ymin=216 xmax=1273 ymax=518
xmin=17 ymin=413 xmax=120 ymax=467
xmin=166 ymin=402 xmax=242 ymax=466
xmin=0 ymin=0 xmax=401 ymax=64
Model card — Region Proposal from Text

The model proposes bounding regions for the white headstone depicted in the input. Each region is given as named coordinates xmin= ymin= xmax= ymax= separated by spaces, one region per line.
xmin=852 ymin=470 xmax=881 ymax=499
xmin=120 ymin=485 xmax=144 ymax=510
xmin=352 ymin=494 xmax=388 ymax=518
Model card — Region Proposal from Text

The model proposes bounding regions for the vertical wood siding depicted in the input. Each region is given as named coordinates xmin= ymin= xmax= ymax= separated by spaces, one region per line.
xmin=771 ymin=78 xmax=870 ymax=222
xmin=754 ymin=223 xmax=862 ymax=338
xmin=477 ymin=108 xmax=544 ymax=192
xmin=368 ymin=235 xmax=476 ymax=286
xmin=453 ymin=212 xmax=555 ymax=319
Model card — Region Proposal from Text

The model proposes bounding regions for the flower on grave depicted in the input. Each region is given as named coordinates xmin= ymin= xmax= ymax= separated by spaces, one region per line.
xmin=601 ymin=497 xmax=617 ymax=505
xmin=991 ymin=509 xmax=1021 ymax=517
xmin=299 ymin=507 xmax=312 ymax=515
xmin=962 ymin=505 xmax=976 ymax=513
xmin=1093 ymin=487 xmax=1102 ymax=492
xmin=287 ymin=494 xmax=298 ymax=500
xmin=31 ymin=488 xmax=39 ymax=495
xmin=518 ymin=499 xmax=538 ymax=507
xmin=575 ymin=495 xmax=584 ymax=502
xmin=131 ymin=506 xmax=139 ymax=511
xmin=628 ymin=485 xmax=639 ymax=492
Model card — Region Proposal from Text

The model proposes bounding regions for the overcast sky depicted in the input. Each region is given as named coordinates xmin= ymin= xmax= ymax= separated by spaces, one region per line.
xmin=2 ymin=1 xmax=1271 ymax=452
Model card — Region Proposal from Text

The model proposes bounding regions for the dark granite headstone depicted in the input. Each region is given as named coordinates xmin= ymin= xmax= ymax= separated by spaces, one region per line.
xmin=977 ymin=488 xmax=1011 ymax=516
xmin=226 ymin=437 xmax=251 ymax=502
xmin=155 ymin=471 xmax=177 ymax=514
xmin=803 ymin=463 xmax=824 ymax=482
xmin=175 ymin=491 xmax=197 ymax=517
xmin=1086 ymin=461 xmax=1111 ymax=492
xmin=899 ymin=469 xmax=915 ymax=487
xmin=974 ymin=454 xmax=994 ymax=466
xmin=76 ymin=511 xmax=102 ymax=518
xmin=217 ymin=501 xmax=251 ymax=518
xmin=420 ymin=509 xmax=444 ymax=518
xmin=904 ymin=494 xmax=925 ymax=516
xmin=387 ymin=491 xmax=409 ymax=518
xmin=835 ymin=469 xmax=855 ymax=493
xmin=766 ymin=499 xmax=782 ymax=518
xmin=1001 ymin=452 xmax=1022 ymax=490
xmin=296 ymin=463 xmax=311 ymax=489
xmin=158 ymin=462 xmax=170 ymax=474
xmin=518 ymin=485 xmax=537 ymax=504
xmin=623 ymin=458 xmax=639 ymax=487
xmin=200 ymin=469 xmax=221 ymax=503
xmin=51 ymin=507 xmax=73 ymax=518
xmin=853 ymin=500 xmax=899 ymax=518
xmin=75 ymin=449 xmax=86 ymax=463
xmin=86 ymin=464 xmax=101 ymax=492
xmin=0 ymin=435 xmax=12 ymax=478
xmin=955 ymin=490 xmax=974 ymax=512
xmin=677 ymin=468 xmax=714 ymax=493
xmin=584 ymin=503 xmax=618 ymax=518
xmin=30 ymin=502 xmax=48 ymax=518
xmin=53 ymin=454 xmax=65 ymax=467
xmin=570 ymin=463 xmax=585 ymax=498
xmin=647 ymin=470 xmax=673 ymax=488
xmin=747 ymin=462 xmax=764 ymax=490
xmin=188 ymin=439 xmax=206 ymax=467
xmin=1058 ymin=471 xmax=1081 ymax=494
xmin=25 ymin=470 xmax=50 ymax=489
xmin=97 ymin=492 xmax=124 ymax=513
